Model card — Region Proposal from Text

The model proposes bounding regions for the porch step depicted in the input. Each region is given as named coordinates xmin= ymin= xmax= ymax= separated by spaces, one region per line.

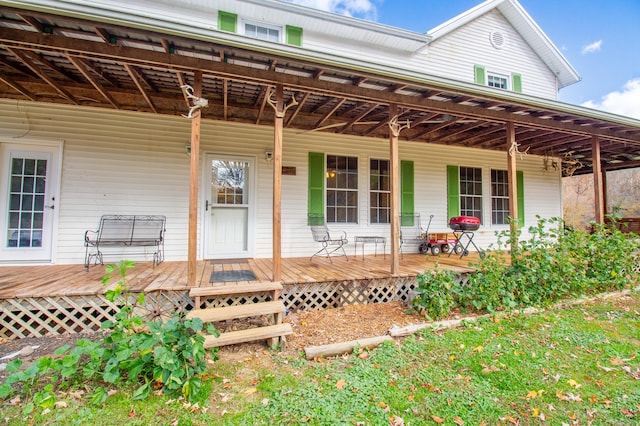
xmin=203 ymin=323 xmax=293 ymax=349
xmin=187 ymin=281 xmax=290 ymax=350
xmin=186 ymin=300 xmax=286 ymax=323
xmin=189 ymin=281 xmax=282 ymax=298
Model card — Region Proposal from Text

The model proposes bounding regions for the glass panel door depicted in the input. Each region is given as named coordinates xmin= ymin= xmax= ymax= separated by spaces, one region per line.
xmin=1 ymin=145 xmax=58 ymax=262
xmin=204 ymin=155 xmax=253 ymax=258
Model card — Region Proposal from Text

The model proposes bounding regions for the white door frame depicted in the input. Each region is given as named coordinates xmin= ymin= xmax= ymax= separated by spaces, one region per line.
xmin=0 ymin=139 xmax=63 ymax=264
xmin=202 ymin=153 xmax=256 ymax=259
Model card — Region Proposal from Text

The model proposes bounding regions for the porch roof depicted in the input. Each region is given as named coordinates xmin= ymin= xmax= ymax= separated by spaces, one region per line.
xmin=1 ymin=2 xmax=640 ymax=175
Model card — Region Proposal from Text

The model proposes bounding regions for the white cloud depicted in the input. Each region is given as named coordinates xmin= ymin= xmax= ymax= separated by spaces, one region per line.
xmin=284 ymin=0 xmax=378 ymax=20
xmin=582 ymin=78 xmax=640 ymax=119
xmin=581 ymin=40 xmax=602 ymax=54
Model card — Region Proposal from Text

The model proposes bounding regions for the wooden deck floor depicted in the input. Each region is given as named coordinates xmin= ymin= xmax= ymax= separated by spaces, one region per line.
xmin=0 ymin=253 xmax=480 ymax=299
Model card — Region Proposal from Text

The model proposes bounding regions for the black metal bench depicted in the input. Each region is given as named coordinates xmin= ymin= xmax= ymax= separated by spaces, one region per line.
xmin=84 ymin=215 xmax=166 ymax=270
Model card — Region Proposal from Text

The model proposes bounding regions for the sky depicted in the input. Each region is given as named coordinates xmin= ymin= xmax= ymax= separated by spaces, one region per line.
xmin=285 ymin=0 xmax=640 ymax=120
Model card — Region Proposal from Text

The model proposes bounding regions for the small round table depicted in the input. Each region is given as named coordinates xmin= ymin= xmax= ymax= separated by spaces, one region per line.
xmin=353 ymin=236 xmax=386 ymax=260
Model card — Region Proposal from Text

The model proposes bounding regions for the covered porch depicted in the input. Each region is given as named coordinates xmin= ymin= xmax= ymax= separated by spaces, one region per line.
xmin=0 ymin=252 xmax=481 ymax=340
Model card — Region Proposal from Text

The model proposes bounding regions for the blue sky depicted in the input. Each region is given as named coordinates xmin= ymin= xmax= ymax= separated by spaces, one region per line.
xmin=287 ymin=0 xmax=640 ymax=119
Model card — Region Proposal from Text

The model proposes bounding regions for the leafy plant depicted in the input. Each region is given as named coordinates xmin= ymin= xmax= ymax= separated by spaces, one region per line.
xmin=0 ymin=260 xmax=212 ymax=408
xmin=412 ymin=265 xmax=462 ymax=320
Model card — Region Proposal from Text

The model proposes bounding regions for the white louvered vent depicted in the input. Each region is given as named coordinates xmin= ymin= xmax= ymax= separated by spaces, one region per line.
xmin=490 ymin=31 xmax=505 ymax=49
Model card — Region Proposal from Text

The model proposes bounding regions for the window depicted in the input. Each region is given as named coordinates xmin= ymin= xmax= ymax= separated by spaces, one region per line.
xmin=326 ymin=155 xmax=358 ymax=223
xmin=243 ymin=21 xmax=281 ymax=42
xmin=370 ymin=159 xmax=390 ymax=224
xmin=474 ymin=65 xmax=522 ymax=93
xmin=491 ymin=169 xmax=509 ymax=225
xmin=459 ymin=166 xmax=482 ymax=221
xmin=487 ymin=73 xmax=509 ymax=89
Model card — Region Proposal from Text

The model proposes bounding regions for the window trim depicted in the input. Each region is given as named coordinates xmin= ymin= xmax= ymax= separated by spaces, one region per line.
xmin=491 ymin=169 xmax=510 ymax=225
xmin=487 ymin=71 xmax=510 ymax=90
xmin=326 ymin=154 xmax=358 ymax=224
xmin=241 ymin=19 xmax=282 ymax=43
xmin=369 ymin=158 xmax=390 ymax=224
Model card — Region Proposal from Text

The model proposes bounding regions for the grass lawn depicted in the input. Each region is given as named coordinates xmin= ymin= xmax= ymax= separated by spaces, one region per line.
xmin=2 ymin=291 xmax=639 ymax=425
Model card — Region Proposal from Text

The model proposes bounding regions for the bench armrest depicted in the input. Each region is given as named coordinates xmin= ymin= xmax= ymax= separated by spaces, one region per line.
xmin=84 ymin=229 xmax=98 ymax=245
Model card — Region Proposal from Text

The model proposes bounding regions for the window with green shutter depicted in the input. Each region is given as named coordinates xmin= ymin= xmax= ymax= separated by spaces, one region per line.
xmin=286 ymin=25 xmax=303 ymax=46
xmin=308 ymin=152 xmax=325 ymax=225
xmin=400 ymin=160 xmax=415 ymax=226
xmin=218 ymin=11 xmax=237 ymax=33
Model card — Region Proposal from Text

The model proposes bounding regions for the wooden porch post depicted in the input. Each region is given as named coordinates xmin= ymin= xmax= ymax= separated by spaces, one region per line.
xmin=592 ymin=135 xmax=605 ymax=223
xmin=506 ymin=121 xmax=518 ymax=251
xmin=187 ymin=71 xmax=203 ymax=288
xmin=272 ymin=84 xmax=284 ymax=282
xmin=389 ymin=104 xmax=400 ymax=275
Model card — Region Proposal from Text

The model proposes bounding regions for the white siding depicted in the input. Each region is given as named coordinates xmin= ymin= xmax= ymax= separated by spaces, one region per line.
xmin=0 ymin=100 xmax=562 ymax=264
xmin=422 ymin=9 xmax=558 ymax=99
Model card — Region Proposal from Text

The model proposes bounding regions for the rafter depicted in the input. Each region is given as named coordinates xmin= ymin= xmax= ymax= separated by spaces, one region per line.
xmin=67 ymin=55 xmax=119 ymax=108
xmin=123 ymin=63 xmax=157 ymax=113
xmin=0 ymin=74 xmax=35 ymax=100
xmin=6 ymin=47 xmax=77 ymax=104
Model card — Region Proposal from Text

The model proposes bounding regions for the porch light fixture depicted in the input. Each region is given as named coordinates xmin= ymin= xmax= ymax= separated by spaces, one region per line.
xmin=265 ymin=151 xmax=273 ymax=161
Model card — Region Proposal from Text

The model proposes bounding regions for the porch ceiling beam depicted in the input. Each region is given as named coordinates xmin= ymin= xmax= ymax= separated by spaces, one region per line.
xmin=0 ymin=55 xmax=35 ymax=77
xmin=223 ymin=78 xmax=228 ymax=120
xmin=285 ymin=91 xmax=310 ymax=127
xmin=175 ymin=71 xmax=190 ymax=104
xmin=6 ymin=47 xmax=78 ymax=104
xmin=2 ymin=27 xmax=640 ymax=144
xmin=32 ymin=52 xmax=80 ymax=82
xmin=483 ymin=127 xmax=531 ymax=149
xmin=361 ymin=106 xmax=397 ymax=136
xmin=527 ymin=134 xmax=590 ymax=153
xmin=17 ymin=14 xmax=45 ymax=33
xmin=123 ymin=63 xmax=158 ymax=113
xmin=338 ymin=102 xmax=380 ymax=134
xmin=433 ymin=121 xmax=484 ymax=144
xmin=314 ymin=98 xmax=346 ymax=128
xmin=0 ymin=74 xmax=35 ymax=100
xmin=465 ymin=125 xmax=513 ymax=147
xmin=409 ymin=117 xmax=461 ymax=140
xmin=67 ymin=55 xmax=119 ymax=108
xmin=94 ymin=28 xmax=113 ymax=45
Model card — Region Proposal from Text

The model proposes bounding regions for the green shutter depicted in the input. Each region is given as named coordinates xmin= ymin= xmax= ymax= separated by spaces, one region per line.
xmin=512 ymin=73 xmax=522 ymax=93
xmin=474 ymin=65 xmax=486 ymax=85
xmin=516 ymin=171 xmax=525 ymax=227
xmin=400 ymin=160 xmax=414 ymax=226
xmin=447 ymin=165 xmax=460 ymax=220
xmin=218 ymin=11 xmax=237 ymax=33
xmin=308 ymin=152 xmax=325 ymax=225
xmin=286 ymin=25 xmax=303 ymax=46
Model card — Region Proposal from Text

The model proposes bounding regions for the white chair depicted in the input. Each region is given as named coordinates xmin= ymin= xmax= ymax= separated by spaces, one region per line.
xmin=310 ymin=224 xmax=349 ymax=263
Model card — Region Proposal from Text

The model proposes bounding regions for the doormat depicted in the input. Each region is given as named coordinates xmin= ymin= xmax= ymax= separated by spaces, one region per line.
xmin=210 ymin=258 xmax=249 ymax=265
xmin=209 ymin=270 xmax=257 ymax=282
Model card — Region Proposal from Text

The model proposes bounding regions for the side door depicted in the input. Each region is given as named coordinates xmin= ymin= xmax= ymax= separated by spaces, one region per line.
xmin=0 ymin=143 xmax=60 ymax=263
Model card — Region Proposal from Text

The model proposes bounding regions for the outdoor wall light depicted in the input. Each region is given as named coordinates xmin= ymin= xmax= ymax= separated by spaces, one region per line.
xmin=265 ymin=151 xmax=273 ymax=161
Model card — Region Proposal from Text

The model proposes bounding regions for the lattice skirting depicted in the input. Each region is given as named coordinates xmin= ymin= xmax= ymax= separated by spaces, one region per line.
xmin=1 ymin=291 xmax=193 ymax=340
xmin=1 ymin=272 xmax=461 ymax=340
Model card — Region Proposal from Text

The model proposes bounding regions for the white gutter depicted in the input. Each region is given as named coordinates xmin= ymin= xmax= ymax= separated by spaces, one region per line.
xmin=1 ymin=0 xmax=638 ymax=128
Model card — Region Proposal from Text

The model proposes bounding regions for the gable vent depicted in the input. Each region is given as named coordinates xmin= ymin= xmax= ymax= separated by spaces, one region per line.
xmin=490 ymin=31 xmax=506 ymax=49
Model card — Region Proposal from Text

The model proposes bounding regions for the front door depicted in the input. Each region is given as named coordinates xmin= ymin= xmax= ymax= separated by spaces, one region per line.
xmin=204 ymin=155 xmax=254 ymax=259
xmin=0 ymin=144 xmax=60 ymax=263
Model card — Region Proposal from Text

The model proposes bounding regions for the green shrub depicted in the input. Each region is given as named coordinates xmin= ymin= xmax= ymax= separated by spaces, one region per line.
xmin=412 ymin=265 xmax=462 ymax=320
xmin=413 ymin=216 xmax=639 ymax=320
xmin=0 ymin=260 xmax=212 ymax=410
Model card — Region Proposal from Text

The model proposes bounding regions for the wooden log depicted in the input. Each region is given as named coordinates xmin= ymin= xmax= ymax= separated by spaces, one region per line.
xmin=304 ymin=335 xmax=393 ymax=359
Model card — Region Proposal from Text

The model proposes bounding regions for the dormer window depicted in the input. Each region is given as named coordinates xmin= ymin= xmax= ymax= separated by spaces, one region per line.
xmin=244 ymin=21 xmax=281 ymax=43
xmin=218 ymin=11 xmax=303 ymax=47
xmin=487 ymin=72 xmax=509 ymax=90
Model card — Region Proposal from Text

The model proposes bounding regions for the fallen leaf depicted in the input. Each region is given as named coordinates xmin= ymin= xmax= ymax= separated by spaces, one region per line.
xmin=431 ymin=415 xmax=444 ymax=423
xmin=336 ymin=379 xmax=346 ymax=389
xmin=54 ymin=401 xmax=67 ymax=408
xmin=473 ymin=346 xmax=483 ymax=353
xmin=454 ymin=416 xmax=464 ymax=425
xmin=610 ymin=356 xmax=625 ymax=365
xmin=242 ymin=387 xmax=257 ymax=395
xmin=526 ymin=390 xmax=539 ymax=399
xmin=389 ymin=415 xmax=405 ymax=425
xmin=261 ymin=398 xmax=269 ymax=406
xmin=567 ymin=379 xmax=581 ymax=388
